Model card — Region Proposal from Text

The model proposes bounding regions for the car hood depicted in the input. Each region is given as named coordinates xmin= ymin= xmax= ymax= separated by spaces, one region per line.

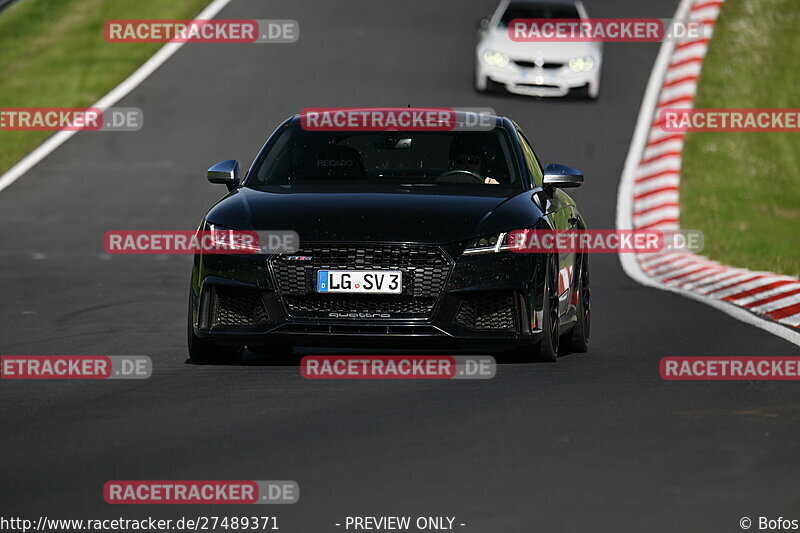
xmin=205 ymin=187 xmax=544 ymax=244
xmin=479 ymin=28 xmax=601 ymax=60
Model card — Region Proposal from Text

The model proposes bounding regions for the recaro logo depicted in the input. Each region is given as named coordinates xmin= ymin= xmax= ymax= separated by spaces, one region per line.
xmin=317 ymin=159 xmax=354 ymax=167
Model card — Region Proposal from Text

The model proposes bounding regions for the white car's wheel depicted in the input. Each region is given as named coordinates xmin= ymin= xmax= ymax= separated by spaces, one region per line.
xmin=589 ymin=81 xmax=600 ymax=100
xmin=475 ymin=68 xmax=488 ymax=93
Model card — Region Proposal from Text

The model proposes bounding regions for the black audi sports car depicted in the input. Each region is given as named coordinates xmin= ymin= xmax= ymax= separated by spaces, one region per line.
xmin=188 ymin=110 xmax=590 ymax=363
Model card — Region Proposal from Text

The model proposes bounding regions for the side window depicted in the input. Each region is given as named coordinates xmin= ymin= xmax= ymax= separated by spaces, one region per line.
xmin=517 ymin=130 xmax=544 ymax=187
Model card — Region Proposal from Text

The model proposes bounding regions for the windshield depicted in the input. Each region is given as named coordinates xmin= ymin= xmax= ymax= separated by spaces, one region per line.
xmin=247 ymin=125 xmax=523 ymax=192
xmin=498 ymin=1 xmax=580 ymax=27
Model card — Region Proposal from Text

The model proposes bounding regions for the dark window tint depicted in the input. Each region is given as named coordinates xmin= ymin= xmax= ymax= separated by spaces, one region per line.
xmin=499 ymin=1 xmax=580 ymax=27
xmin=248 ymin=125 xmax=522 ymax=192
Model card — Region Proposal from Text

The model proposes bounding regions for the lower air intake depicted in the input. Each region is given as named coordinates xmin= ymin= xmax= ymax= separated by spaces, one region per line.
xmin=211 ymin=287 xmax=269 ymax=328
xmin=456 ymin=294 xmax=517 ymax=331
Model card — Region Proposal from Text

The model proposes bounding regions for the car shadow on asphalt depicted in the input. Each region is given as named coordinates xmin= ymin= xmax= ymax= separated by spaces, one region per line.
xmin=184 ymin=347 xmax=576 ymax=367
xmin=475 ymin=86 xmax=598 ymax=104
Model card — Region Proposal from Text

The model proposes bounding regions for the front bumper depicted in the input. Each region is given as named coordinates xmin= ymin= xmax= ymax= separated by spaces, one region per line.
xmin=477 ymin=61 xmax=600 ymax=97
xmin=190 ymin=243 xmax=546 ymax=349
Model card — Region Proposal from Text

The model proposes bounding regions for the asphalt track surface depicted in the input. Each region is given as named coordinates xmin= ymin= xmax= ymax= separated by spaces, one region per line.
xmin=1 ymin=1 xmax=799 ymax=531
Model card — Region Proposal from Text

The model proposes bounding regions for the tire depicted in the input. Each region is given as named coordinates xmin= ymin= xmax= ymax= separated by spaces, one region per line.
xmin=187 ymin=294 xmax=243 ymax=365
xmin=536 ymin=255 xmax=560 ymax=362
xmin=475 ymin=69 xmax=488 ymax=93
xmin=571 ymin=84 xmax=597 ymax=100
xmin=569 ymin=256 xmax=591 ymax=353
xmin=500 ymin=256 xmax=560 ymax=363
xmin=475 ymin=75 xmax=505 ymax=95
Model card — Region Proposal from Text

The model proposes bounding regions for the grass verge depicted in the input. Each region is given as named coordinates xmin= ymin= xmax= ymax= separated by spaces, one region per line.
xmin=681 ymin=0 xmax=800 ymax=278
xmin=0 ymin=0 xmax=211 ymax=174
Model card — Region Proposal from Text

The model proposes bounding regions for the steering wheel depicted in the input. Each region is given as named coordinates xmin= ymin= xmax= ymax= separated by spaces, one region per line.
xmin=436 ymin=169 xmax=485 ymax=184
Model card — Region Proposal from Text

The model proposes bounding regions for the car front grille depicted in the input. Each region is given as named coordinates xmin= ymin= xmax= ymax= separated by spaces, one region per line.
xmin=284 ymin=294 xmax=438 ymax=318
xmin=456 ymin=294 xmax=517 ymax=331
xmin=513 ymin=59 xmax=564 ymax=69
xmin=270 ymin=243 xmax=453 ymax=319
xmin=209 ymin=286 xmax=269 ymax=328
xmin=516 ymin=83 xmax=560 ymax=89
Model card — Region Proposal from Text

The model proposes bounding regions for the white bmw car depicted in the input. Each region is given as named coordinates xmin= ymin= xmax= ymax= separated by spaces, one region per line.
xmin=475 ymin=0 xmax=602 ymax=99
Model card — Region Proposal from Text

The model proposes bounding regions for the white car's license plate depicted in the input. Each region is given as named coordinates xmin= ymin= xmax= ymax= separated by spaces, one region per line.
xmin=317 ymin=270 xmax=402 ymax=294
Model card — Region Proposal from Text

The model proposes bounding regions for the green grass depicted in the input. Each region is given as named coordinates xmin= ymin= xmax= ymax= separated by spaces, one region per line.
xmin=0 ymin=0 xmax=210 ymax=174
xmin=681 ymin=0 xmax=800 ymax=278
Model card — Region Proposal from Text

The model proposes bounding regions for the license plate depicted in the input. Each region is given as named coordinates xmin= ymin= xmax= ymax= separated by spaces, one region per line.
xmin=317 ymin=270 xmax=402 ymax=294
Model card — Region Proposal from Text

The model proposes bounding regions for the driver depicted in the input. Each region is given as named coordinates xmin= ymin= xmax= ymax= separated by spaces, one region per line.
xmin=448 ymin=135 xmax=500 ymax=184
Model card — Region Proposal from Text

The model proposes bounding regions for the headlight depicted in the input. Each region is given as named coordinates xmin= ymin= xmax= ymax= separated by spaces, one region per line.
xmin=483 ymin=49 xmax=510 ymax=67
xmin=207 ymin=223 xmax=260 ymax=253
xmin=462 ymin=232 xmax=512 ymax=255
xmin=568 ymin=56 xmax=594 ymax=72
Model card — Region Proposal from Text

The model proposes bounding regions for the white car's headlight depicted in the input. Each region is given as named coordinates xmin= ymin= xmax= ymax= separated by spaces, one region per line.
xmin=483 ymin=49 xmax=510 ymax=67
xmin=568 ymin=56 xmax=595 ymax=72
xmin=463 ymin=232 xmax=512 ymax=255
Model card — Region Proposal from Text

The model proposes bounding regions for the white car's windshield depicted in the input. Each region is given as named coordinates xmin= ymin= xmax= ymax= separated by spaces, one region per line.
xmin=498 ymin=1 xmax=580 ymax=27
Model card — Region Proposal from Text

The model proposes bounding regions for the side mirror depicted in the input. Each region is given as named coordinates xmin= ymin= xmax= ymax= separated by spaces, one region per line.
xmin=477 ymin=17 xmax=490 ymax=33
xmin=543 ymin=163 xmax=583 ymax=188
xmin=207 ymin=160 xmax=240 ymax=191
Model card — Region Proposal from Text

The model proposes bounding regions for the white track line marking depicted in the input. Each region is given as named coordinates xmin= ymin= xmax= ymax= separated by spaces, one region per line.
xmin=0 ymin=0 xmax=235 ymax=194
